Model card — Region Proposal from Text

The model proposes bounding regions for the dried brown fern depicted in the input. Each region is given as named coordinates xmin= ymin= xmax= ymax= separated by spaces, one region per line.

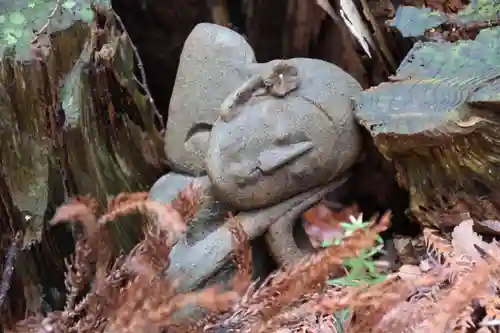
xmin=6 ymin=182 xmax=206 ymax=333
xmin=62 ymin=236 xmax=93 ymax=311
xmin=340 ymin=219 xmax=500 ymax=333
xmin=202 ymin=211 xmax=391 ymax=333
xmin=208 ymin=216 xmax=500 ymax=333
xmin=227 ymin=213 xmax=253 ymax=296
xmin=16 ymin=186 xmax=500 ymax=333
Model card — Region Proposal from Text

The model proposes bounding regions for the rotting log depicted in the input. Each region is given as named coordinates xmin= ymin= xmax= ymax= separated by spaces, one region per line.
xmin=111 ymin=0 xmax=412 ymax=100
xmin=354 ymin=27 xmax=500 ymax=233
xmin=0 ymin=0 xmax=166 ymax=325
xmin=242 ymin=0 xmax=414 ymax=87
xmin=0 ymin=7 xmax=91 ymax=325
xmin=111 ymin=0 xmax=212 ymax=116
xmin=242 ymin=0 xmax=368 ymax=86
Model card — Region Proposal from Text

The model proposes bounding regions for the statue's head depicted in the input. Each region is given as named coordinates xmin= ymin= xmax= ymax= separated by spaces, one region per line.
xmin=205 ymin=58 xmax=363 ymax=210
xmin=166 ymin=23 xmax=363 ymax=210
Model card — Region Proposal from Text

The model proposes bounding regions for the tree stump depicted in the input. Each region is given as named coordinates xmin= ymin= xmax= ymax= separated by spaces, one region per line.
xmin=0 ymin=0 xmax=166 ymax=325
xmin=355 ymin=27 xmax=500 ymax=233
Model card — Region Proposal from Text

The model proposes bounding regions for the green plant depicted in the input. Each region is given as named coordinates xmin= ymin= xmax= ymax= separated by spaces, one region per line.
xmin=0 ymin=0 xmax=108 ymax=56
xmin=322 ymin=213 xmax=388 ymax=332
xmin=322 ymin=214 xmax=387 ymax=287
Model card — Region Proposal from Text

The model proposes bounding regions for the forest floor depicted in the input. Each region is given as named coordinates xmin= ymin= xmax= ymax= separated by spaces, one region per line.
xmin=2 ymin=0 xmax=500 ymax=332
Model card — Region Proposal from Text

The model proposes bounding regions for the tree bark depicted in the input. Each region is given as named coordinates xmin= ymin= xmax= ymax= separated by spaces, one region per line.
xmin=111 ymin=0 xmax=212 ymax=117
xmin=0 ymin=4 xmax=166 ymax=326
xmin=242 ymin=0 xmax=413 ymax=87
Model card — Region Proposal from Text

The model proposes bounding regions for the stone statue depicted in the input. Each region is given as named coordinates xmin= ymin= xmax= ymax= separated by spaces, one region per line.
xmin=154 ymin=23 xmax=363 ymax=292
xmin=206 ymin=58 xmax=362 ymax=209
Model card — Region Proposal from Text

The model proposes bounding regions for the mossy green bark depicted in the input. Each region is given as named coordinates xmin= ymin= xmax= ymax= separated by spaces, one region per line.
xmin=390 ymin=0 xmax=500 ymax=38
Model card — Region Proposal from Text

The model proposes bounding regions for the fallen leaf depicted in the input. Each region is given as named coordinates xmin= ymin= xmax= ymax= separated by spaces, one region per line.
xmin=302 ymin=202 xmax=360 ymax=248
xmin=451 ymin=219 xmax=491 ymax=263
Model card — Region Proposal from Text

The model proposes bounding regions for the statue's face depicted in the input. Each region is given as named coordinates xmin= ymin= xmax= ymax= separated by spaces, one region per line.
xmin=205 ymin=58 xmax=363 ymax=211
xmin=205 ymin=94 xmax=353 ymax=210
xmin=212 ymin=96 xmax=314 ymax=180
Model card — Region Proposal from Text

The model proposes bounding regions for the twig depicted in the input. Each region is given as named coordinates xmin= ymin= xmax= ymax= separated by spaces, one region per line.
xmin=112 ymin=10 xmax=164 ymax=125
xmin=31 ymin=0 xmax=62 ymax=44
xmin=0 ymin=232 xmax=22 ymax=311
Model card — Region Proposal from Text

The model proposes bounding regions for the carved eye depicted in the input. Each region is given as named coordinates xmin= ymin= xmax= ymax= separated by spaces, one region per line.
xmin=184 ymin=123 xmax=213 ymax=143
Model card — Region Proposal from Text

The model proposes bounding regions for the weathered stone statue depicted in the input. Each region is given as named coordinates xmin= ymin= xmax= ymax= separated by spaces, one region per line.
xmin=165 ymin=23 xmax=362 ymax=210
xmin=206 ymin=58 xmax=362 ymax=209
xmin=154 ymin=23 xmax=363 ymax=292
xmin=153 ymin=20 xmax=500 ymax=301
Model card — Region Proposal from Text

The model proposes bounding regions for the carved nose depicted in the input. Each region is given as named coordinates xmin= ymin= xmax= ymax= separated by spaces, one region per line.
xmin=255 ymin=129 xmax=313 ymax=175
xmin=257 ymin=141 xmax=314 ymax=174
xmin=231 ymin=139 xmax=313 ymax=186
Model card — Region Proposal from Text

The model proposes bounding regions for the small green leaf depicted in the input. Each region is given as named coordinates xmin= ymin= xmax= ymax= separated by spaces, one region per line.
xmin=5 ymin=34 xmax=17 ymax=45
xmin=328 ymin=277 xmax=362 ymax=287
xmin=5 ymin=27 xmax=22 ymax=38
xmin=365 ymin=262 xmax=379 ymax=276
xmin=9 ymin=12 xmax=26 ymax=25
xmin=79 ymin=7 xmax=94 ymax=23
xmin=0 ymin=15 xmax=5 ymax=23
xmin=340 ymin=222 xmax=352 ymax=229
xmin=62 ymin=0 xmax=77 ymax=9
xmin=333 ymin=309 xmax=350 ymax=333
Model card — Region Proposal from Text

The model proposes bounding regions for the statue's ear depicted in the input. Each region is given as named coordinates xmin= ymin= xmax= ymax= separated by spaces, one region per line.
xmin=184 ymin=123 xmax=213 ymax=168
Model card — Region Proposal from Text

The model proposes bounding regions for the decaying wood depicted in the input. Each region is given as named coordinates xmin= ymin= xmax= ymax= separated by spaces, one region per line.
xmin=0 ymin=232 xmax=21 ymax=313
xmin=0 ymin=3 xmax=167 ymax=323
xmin=111 ymin=0 xmax=212 ymax=116
xmin=355 ymin=28 xmax=500 ymax=231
